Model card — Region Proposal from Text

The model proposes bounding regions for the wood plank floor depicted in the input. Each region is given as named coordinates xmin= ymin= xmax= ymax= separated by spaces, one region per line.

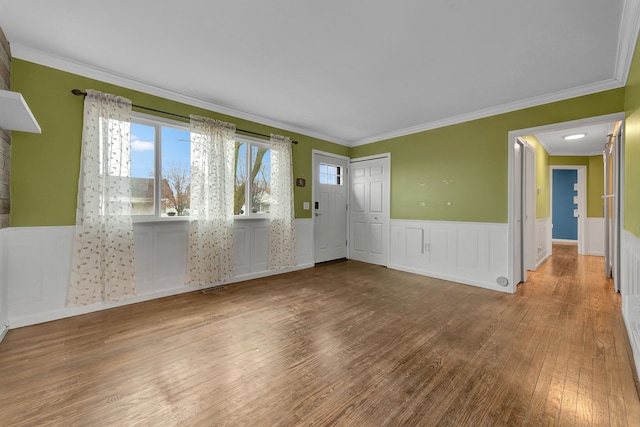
xmin=1 ymin=244 xmax=639 ymax=426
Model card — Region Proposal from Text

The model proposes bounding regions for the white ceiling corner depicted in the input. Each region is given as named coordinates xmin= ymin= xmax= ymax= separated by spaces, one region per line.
xmin=614 ymin=0 xmax=640 ymax=84
xmin=0 ymin=1 xmax=637 ymax=147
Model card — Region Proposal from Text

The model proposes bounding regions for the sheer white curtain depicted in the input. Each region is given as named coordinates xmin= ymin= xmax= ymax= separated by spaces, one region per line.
xmin=269 ymin=134 xmax=297 ymax=269
xmin=185 ymin=115 xmax=236 ymax=285
xmin=68 ymin=89 xmax=137 ymax=307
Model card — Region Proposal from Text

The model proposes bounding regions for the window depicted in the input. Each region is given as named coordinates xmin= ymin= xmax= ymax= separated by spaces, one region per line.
xmin=130 ymin=113 xmax=191 ymax=218
xmin=234 ymin=137 xmax=271 ymax=216
xmin=319 ymin=162 xmax=343 ymax=185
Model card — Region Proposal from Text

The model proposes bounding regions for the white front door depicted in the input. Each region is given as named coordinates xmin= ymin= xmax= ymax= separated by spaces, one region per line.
xmin=313 ymin=153 xmax=349 ymax=263
xmin=350 ymin=155 xmax=390 ymax=266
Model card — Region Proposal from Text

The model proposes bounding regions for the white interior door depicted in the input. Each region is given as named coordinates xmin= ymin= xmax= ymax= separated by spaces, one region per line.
xmin=349 ymin=155 xmax=390 ymax=266
xmin=524 ymin=143 xmax=536 ymax=271
xmin=313 ymin=153 xmax=349 ymax=263
xmin=604 ymin=126 xmax=622 ymax=290
xmin=513 ymin=140 xmax=524 ymax=284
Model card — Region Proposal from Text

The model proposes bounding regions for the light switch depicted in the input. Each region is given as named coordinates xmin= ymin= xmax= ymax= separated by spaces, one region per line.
xmin=303 ymin=202 xmax=310 ymax=210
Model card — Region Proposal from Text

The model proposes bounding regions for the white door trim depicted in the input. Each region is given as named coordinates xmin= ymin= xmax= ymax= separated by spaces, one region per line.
xmin=312 ymin=150 xmax=351 ymax=263
xmin=350 ymin=152 xmax=391 ymax=267
xmin=549 ymin=165 xmax=587 ymax=254
xmin=507 ymin=112 xmax=625 ymax=294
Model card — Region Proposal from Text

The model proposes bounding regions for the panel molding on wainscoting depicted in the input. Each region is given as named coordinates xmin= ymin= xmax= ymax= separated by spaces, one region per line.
xmin=621 ymin=230 xmax=640 ymax=380
xmin=389 ymin=220 xmax=510 ymax=293
xmin=6 ymin=219 xmax=314 ymax=328
xmin=585 ymin=217 xmax=605 ymax=256
xmin=0 ymin=228 xmax=8 ymax=343
xmin=536 ymin=217 xmax=551 ymax=269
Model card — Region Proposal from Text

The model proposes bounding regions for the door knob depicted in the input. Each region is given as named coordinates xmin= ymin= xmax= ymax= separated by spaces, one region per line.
xmin=315 ymin=213 xmax=322 ymax=217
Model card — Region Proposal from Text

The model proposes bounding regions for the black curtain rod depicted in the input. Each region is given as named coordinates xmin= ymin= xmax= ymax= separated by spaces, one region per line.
xmin=71 ymin=89 xmax=298 ymax=144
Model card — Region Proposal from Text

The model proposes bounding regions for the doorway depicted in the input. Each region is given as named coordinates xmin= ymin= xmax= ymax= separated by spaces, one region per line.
xmin=549 ymin=166 xmax=586 ymax=253
xmin=508 ymin=112 xmax=624 ymax=293
xmin=313 ymin=151 xmax=349 ymax=263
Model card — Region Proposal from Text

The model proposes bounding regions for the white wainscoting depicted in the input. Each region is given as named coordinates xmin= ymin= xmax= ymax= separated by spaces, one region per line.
xmin=621 ymin=230 xmax=640 ymax=380
xmin=586 ymin=217 xmax=605 ymax=256
xmin=7 ymin=219 xmax=313 ymax=328
xmin=536 ymin=217 xmax=551 ymax=269
xmin=0 ymin=228 xmax=8 ymax=342
xmin=389 ymin=220 xmax=510 ymax=293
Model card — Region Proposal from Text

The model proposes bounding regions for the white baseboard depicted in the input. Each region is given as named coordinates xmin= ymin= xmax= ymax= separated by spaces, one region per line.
xmin=6 ymin=220 xmax=314 ymax=328
xmin=552 ymin=238 xmax=578 ymax=243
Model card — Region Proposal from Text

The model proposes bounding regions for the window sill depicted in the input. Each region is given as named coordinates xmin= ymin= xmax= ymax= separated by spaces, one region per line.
xmin=132 ymin=216 xmax=271 ymax=224
xmin=133 ymin=217 xmax=189 ymax=224
xmin=234 ymin=215 xmax=270 ymax=221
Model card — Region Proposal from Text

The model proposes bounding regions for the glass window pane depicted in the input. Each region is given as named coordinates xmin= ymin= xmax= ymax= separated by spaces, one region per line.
xmin=251 ymin=145 xmax=271 ymax=214
xmin=161 ymin=127 xmax=191 ymax=217
xmin=320 ymin=173 xmax=327 ymax=184
xmin=235 ymin=141 xmax=247 ymax=215
xmin=130 ymin=122 xmax=155 ymax=215
xmin=320 ymin=163 xmax=327 ymax=174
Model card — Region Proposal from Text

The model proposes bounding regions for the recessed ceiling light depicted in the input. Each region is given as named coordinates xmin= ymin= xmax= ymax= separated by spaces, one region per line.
xmin=563 ymin=133 xmax=586 ymax=140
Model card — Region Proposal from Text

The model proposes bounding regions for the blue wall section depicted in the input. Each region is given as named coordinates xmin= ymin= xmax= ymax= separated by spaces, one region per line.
xmin=552 ymin=169 xmax=578 ymax=240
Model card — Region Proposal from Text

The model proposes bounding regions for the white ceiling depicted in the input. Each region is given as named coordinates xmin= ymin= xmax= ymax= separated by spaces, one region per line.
xmin=0 ymin=1 xmax=638 ymax=147
xmin=534 ymin=121 xmax=616 ymax=156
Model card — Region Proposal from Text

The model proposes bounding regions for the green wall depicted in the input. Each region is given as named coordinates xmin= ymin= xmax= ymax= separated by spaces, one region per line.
xmin=520 ymin=135 xmax=550 ymax=219
xmin=547 ymin=156 xmax=604 ymax=218
xmin=10 ymin=58 xmax=630 ymax=228
xmin=625 ymin=32 xmax=640 ymax=237
xmin=351 ymin=89 xmax=625 ymax=223
xmin=10 ymin=59 xmax=349 ymax=226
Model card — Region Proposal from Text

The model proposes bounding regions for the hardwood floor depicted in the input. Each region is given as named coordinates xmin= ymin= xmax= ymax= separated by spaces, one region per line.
xmin=1 ymin=244 xmax=639 ymax=426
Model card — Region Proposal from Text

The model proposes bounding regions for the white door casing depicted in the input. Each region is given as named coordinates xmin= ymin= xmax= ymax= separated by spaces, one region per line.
xmin=313 ymin=152 xmax=349 ymax=263
xmin=508 ymin=112 xmax=625 ymax=294
xmin=350 ymin=154 xmax=390 ymax=266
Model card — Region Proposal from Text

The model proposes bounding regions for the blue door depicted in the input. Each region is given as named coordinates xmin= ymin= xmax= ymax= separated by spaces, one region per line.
xmin=552 ymin=169 xmax=578 ymax=240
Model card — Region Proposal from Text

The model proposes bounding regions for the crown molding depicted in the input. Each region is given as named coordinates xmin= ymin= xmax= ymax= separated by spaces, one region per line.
xmin=11 ymin=44 xmax=349 ymax=147
xmin=351 ymin=78 xmax=624 ymax=147
xmin=615 ymin=0 xmax=640 ymax=85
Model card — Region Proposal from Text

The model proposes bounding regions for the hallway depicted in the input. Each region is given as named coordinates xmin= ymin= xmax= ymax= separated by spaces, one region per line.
xmin=521 ymin=242 xmax=640 ymax=425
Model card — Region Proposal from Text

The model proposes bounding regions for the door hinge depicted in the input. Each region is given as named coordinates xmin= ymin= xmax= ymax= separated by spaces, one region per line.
xmin=346 ymin=203 xmax=348 ymax=210
xmin=346 ymin=240 xmax=348 ymax=246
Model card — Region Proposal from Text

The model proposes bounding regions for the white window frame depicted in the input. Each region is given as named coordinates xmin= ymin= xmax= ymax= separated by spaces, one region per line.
xmin=131 ymin=112 xmax=191 ymax=223
xmin=234 ymin=135 xmax=272 ymax=219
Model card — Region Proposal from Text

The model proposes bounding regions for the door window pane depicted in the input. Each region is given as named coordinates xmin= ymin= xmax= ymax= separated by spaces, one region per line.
xmin=319 ymin=162 xmax=342 ymax=186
